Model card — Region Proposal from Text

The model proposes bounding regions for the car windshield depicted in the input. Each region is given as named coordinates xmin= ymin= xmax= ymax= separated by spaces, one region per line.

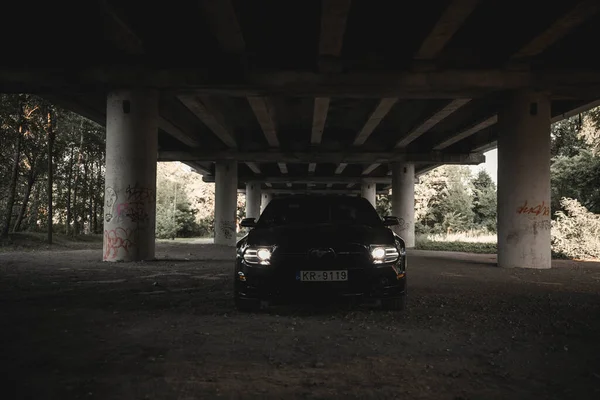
xmin=256 ymin=196 xmax=382 ymax=227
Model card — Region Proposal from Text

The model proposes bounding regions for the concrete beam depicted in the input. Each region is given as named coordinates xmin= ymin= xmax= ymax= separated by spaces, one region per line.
xmin=5 ymin=68 xmax=600 ymax=98
xmin=182 ymin=161 xmax=212 ymax=176
xmin=177 ymin=94 xmax=237 ymax=147
xmin=550 ymin=99 xmax=600 ymax=123
xmin=259 ymin=189 xmax=388 ymax=195
xmin=204 ymin=176 xmax=393 ymax=184
xmin=395 ymin=99 xmax=472 ymax=148
xmin=247 ymin=96 xmax=288 ymax=174
xmin=159 ymin=150 xmax=485 ymax=164
xmin=511 ymin=0 xmax=600 ymax=60
xmin=362 ymin=163 xmax=381 ymax=175
xmin=353 ymin=98 xmax=399 ymax=145
xmin=157 ymin=117 xmax=201 ymax=148
xmin=100 ymin=0 xmax=144 ymax=55
xmin=198 ymin=0 xmax=245 ymax=55
xmin=248 ymin=96 xmax=279 ymax=147
xmin=319 ymin=0 xmax=352 ymax=58
xmin=245 ymin=162 xmax=261 ymax=174
xmin=334 ymin=163 xmax=347 ymax=174
xmin=414 ymin=0 xmax=480 ymax=60
xmin=311 ymin=97 xmax=330 ymax=144
xmin=433 ymin=115 xmax=498 ymax=150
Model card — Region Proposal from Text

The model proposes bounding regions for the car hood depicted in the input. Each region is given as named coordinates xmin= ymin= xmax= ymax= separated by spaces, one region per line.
xmin=245 ymin=223 xmax=395 ymax=250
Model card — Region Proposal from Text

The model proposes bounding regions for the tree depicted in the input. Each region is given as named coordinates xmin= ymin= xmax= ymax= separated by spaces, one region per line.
xmin=471 ymin=170 xmax=497 ymax=232
xmin=551 ymin=150 xmax=600 ymax=214
xmin=551 ymin=115 xmax=586 ymax=157
xmin=155 ymin=165 xmax=203 ymax=239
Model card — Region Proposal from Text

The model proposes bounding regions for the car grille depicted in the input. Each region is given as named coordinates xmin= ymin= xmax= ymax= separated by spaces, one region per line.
xmin=271 ymin=243 xmax=369 ymax=269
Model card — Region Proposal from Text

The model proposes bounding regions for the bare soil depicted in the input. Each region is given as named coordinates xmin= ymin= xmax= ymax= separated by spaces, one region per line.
xmin=1 ymin=242 xmax=600 ymax=399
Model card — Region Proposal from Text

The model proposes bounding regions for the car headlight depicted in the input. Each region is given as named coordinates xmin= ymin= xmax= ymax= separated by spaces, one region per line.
xmin=369 ymin=245 xmax=400 ymax=264
xmin=243 ymin=246 xmax=274 ymax=265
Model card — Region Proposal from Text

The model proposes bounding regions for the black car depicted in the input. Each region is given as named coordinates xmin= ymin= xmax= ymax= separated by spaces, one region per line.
xmin=234 ymin=195 xmax=407 ymax=311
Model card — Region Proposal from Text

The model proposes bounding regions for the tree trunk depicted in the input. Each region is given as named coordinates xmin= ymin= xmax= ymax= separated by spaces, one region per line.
xmin=13 ymin=166 xmax=36 ymax=232
xmin=47 ymin=108 xmax=55 ymax=244
xmin=72 ymin=126 xmax=85 ymax=235
xmin=27 ymin=183 xmax=39 ymax=230
xmin=87 ymin=160 xmax=94 ymax=234
xmin=65 ymin=146 xmax=74 ymax=235
xmin=1 ymin=116 xmax=22 ymax=238
xmin=94 ymin=160 xmax=101 ymax=233
xmin=82 ymin=155 xmax=89 ymax=234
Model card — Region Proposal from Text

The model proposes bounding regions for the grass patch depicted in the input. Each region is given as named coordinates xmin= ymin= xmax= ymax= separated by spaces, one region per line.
xmin=415 ymin=239 xmax=497 ymax=254
xmin=0 ymin=232 xmax=103 ymax=252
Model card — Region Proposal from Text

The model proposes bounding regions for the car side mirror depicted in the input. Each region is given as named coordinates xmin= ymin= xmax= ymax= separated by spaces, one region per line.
xmin=240 ymin=218 xmax=257 ymax=228
xmin=383 ymin=216 xmax=400 ymax=226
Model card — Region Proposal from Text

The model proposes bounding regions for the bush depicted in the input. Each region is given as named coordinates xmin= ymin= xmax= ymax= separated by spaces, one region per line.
xmin=551 ymin=197 xmax=600 ymax=259
xmin=196 ymin=216 xmax=214 ymax=238
xmin=415 ymin=236 xmax=497 ymax=254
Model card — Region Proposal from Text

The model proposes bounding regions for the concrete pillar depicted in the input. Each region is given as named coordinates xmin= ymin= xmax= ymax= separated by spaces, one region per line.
xmin=214 ymin=160 xmax=238 ymax=246
xmin=260 ymin=193 xmax=273 ymax=214
xmin=498 ymin=91 xmax=551 ymax=269
xmin=103 ymin=90 xmax=158 ymax=262
xmin=245 ymin=182 xmax=261 ymax=220
xmin=361 ymin=181 xmax=376 ymax=208
xmin=391 ymin=163 xmax=415 ymax=248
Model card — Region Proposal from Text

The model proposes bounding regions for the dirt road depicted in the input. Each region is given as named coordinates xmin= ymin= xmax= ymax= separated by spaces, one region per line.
xmin=1 ymin=243 xmax=599 ymax=399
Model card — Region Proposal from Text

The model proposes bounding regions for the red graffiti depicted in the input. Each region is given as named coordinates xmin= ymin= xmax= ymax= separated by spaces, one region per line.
xmin=104 ymin=228 xmax=136 ymax=260
xmin=516 ymin=200 xmax=550 ymax=217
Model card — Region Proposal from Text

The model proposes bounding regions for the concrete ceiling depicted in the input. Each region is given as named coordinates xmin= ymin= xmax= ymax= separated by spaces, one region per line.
xmin=2 ymin=0 xmax=600 ymax=192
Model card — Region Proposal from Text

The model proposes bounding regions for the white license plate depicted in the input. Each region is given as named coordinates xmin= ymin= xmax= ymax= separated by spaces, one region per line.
xmin=300 ymin=270 xmax=348 ymax=282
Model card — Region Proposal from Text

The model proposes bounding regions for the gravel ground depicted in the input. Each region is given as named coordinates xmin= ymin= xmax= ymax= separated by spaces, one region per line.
xmin=1 ymin=242 xmax=599 ymax=399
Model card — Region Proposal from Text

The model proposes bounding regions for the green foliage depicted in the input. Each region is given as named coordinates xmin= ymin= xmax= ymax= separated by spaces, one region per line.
xmin=551 ymin=116 xmax=587 ymax=157
xmin=375 ymin=194 xmax=391 ymax=216
xmin=551 ymin=150 xmax=600 ymax=215
xmin=551 ymin=198 xmax=600 ymax=260
xmin=415 ymin=236 xmax=497 ymax=254
xmin=472 ymin=170 xmax=497 ymax=232
xmin=1 ymin=94 xmax=105 ymax=236
xmin=155 ymin=176 xmax=203 ymax=239
xmin=416 ymin=166 xmax=476 ymax=234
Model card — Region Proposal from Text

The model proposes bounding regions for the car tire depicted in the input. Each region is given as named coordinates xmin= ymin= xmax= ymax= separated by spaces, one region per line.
xmin=381 ymin=294 xmax=406 ymax=311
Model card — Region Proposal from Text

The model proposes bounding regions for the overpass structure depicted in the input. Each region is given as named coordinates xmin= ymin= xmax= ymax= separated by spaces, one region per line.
xmin=3 ymin=0 xmax=600 ymax=268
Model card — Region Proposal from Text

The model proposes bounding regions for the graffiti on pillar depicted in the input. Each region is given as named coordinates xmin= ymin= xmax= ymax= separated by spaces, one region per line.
xmin=533 ymin=220 xmax=552 ymax=234
xmin=126 ymin=184 xmax=155 ymax=203
xmin=105 ymin=187 xmax=117 ymax=222
xmin=219 ymin=220 xmax=236 ymax=240
xmin=104 ymin=228 xmax=136 ymax=260
xmin=114 ymin=202 xmax=149 ymax=224
xmin=105 ymin=184 xmax=156 ymax=225
xmin=516 ymin=200 xmax=549 ymax=217
xmin=397 ymin=218 xmax=409 ymax=231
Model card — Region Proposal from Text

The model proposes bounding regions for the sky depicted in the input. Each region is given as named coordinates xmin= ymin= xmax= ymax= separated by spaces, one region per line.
xmin=469 ymin=148 xmax=498 ymax=184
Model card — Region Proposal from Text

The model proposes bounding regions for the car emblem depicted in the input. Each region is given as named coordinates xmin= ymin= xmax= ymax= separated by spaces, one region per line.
xmin=309 ymin=248 xmax=336 ymax=259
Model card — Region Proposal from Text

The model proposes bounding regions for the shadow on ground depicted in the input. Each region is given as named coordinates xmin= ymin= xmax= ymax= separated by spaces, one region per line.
xmin=1 ymin=244 xmax=599 ymax=399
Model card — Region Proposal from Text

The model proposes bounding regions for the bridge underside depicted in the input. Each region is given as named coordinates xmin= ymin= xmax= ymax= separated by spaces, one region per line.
xmin=3 ymin=0 xmax=600 ymax=266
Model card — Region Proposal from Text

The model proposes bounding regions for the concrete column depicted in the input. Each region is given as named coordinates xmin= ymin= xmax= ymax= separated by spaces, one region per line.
xmin=103 ymin=90 xmax=158 ymax=262
xmin=245 ymin=182 xmax=261 ymax=220
xmin=498 ymin=91 xmax=551 ymax=269
xmin=214 ymin=160 xmax=238 ymax=246
xmin=361 ymin=181 xmax=376 ymax=208
xmin=260 ymin=193 xmax=273 ymax=214
xmin=391 ymin=163 xmax=415 ymax=248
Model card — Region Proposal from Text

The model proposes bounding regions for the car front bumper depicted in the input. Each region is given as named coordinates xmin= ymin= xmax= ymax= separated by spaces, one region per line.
xmin=234 ymin=258 xmax=406 ymax=303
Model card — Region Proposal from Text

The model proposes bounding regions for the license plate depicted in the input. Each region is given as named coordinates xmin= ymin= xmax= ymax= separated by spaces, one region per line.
xmin=299 ymin=270 xmax=348 ymax=282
